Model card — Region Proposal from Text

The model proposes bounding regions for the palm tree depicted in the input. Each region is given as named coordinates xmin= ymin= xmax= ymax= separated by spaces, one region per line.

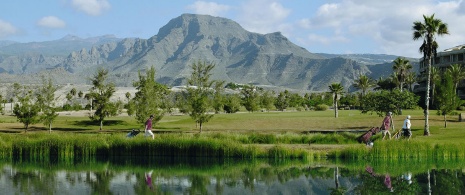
xmin=393 ymin=57 xmax=413 ymax=92
xmin=353 ymin=74 xmax=374 ymax=109
xmin=329 ymin=83 xmax=344 ymax=118
xmin=430 ymin=67 xmax=441 ymax=106
xmin=447 ymin=64 xmax=465 ymax=95
xmin=353 ymin=74 xmax=374 ymax=96
xmin=405 ymin=72 xmax=416 ymax=92
xmin=413 ymin=14 xmax=449 ymax=136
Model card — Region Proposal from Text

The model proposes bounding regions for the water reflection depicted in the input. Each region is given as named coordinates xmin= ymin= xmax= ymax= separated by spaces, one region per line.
xmin=0 ymin=158 xmax=465 ymax=194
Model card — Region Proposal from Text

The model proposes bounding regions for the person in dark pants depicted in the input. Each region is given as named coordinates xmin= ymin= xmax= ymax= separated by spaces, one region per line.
xmin=402 ymin=115 xmax=412 ymax=140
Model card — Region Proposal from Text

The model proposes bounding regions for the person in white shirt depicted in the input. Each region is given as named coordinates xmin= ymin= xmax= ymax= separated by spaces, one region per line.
xmin=402 ymin=115 xmax=412 ymax=139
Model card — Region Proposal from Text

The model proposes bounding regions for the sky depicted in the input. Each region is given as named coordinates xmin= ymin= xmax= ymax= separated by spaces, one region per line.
xmin=1 ymin=0 xmax=465 ymax=58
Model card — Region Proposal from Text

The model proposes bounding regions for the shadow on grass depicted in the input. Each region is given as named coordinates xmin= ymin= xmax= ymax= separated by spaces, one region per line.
xmin=73 ymin=120 xmax=129 ymax=127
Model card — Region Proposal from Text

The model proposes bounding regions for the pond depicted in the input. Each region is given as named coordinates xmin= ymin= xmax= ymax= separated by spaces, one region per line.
xmin=0 ymin=157 xmax=464 ymax=194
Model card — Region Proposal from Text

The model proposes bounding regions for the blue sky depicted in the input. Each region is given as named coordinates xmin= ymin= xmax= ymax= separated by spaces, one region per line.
xmin=1 ymin=0 xmax=465 ymax=58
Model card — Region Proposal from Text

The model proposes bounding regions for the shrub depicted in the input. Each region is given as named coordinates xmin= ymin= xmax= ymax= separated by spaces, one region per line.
xmin=315 ymin=104 xmax=328 ymax=111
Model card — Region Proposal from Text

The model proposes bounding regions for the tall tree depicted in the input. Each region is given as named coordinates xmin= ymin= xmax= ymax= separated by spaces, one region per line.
xmin=329 ymin=83 xmax=344 ymax=118
xmin=405 ymin=72 xmax=417 ymax=92
xmin=413 ymin=14 xmax=449 ymax=135
xmin=131 ymin=66 xmax=169 ymax=125
xmin=13 ymin=90 xmax=40 ymax=131
xmin=275 ymin=91 xmax=290 ymax=111
xmin=447 ymin=64 xmax=465 ymax=96
xmin=260 ymin=90 xmax=275 ymax=111
xmin=393 ymin=57 xmax=413 ymax=92
xmin=88 ymin=68 xmax=118 ymax=130
xmin=37 ymin=77 xmax=59 ymax=133
xmin=354 ymin=74 xmax=375 ymax=109
xmin=212 ymin=80 xmax=225 ymax=114
xmin=435 ymin=72 xmax=461 ymax=128
xmin=353 ymin=74 xmax=374 ymax=97
xmin=241 ymin=85 xmax=260 ymax=112
xmin=361 ymin=89 xmax=419 ymax=117
xmin=185 ymin=60 xmax=216 ymax=132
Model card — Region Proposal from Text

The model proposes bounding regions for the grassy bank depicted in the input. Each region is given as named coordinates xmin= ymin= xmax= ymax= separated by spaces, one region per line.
xmin=0 ymin=109 xmax=464 ymax=160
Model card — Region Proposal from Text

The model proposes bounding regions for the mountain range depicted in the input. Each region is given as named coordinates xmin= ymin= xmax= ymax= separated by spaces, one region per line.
xmin=0 ymin=14 xmax=418 ymax=92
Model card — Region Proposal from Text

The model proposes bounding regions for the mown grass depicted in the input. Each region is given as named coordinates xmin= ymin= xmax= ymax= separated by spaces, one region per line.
xmin=0 ymin=109 xmax=464 ymax=160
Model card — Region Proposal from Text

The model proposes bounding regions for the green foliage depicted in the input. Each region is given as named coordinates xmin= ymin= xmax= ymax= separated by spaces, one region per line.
xmin=303 ymin=93 xmax=332 ymax=108
xmin=392 ymin=57 xmax=413 ymax=92
xmin=259 ymin=90 xmax=275 ymax=111
xmin=131 ymin=66 xmax=169 ymax=125
xmin=223 ymin=94 xmax=241 ymax=113
xmin=37 ymin=77 xmax=59 ymax=132
xmin=13 ymin=91 xmax=40 ymax=131
xmin=315 ymin=104 xmax=328 ymax=111
xmin=275 ymin=91 xmax=289 ymax=111
xmin=361 ymin=89 xmax=419 ymax=116
xmin=212 ymin=80 xmax=225 ymax=113
xmin=241 ymin=85 xmax=260 ymax=112
xmin=435 ymin=72 xmax=462 ymax=127
xmin=185 ymin=60 xmax=216 ymax=132
xmin=87 ymin=68 xmax=118 ymax=130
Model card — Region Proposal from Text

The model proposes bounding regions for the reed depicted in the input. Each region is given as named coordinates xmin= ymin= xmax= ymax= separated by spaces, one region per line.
xmin=333 ymin=140 xmax=465 ymax=160
xmin=0 ymin=133 xmax=311 ymax=160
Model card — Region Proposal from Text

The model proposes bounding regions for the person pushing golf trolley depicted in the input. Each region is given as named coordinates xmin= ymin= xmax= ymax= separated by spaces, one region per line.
xmin=145 ymin=114 xmax=155 ymax=139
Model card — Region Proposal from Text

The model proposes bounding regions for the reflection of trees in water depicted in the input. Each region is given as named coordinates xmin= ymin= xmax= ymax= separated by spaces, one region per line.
xmin=86 ymin=170 xmax=115 ymax=195
xmin=4 ymin=161 xmax=465 ymax=194
xmin=416 ymin=169 xmax=465 ymax=195
xmin=11 ymin=170 xmax=56 ymax=194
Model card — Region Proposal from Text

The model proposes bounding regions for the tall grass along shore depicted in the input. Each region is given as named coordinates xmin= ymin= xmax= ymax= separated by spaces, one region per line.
xmin=0 ymin=109 xmax=464 ymax=161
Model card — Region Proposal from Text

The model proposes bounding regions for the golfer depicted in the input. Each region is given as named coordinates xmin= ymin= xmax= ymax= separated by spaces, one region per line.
xmin=145 ymin=114 xmax=155 ymax=139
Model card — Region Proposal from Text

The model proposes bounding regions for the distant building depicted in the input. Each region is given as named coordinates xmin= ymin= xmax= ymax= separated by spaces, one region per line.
xmin=414 ymin=44 xmax=465 ymax=99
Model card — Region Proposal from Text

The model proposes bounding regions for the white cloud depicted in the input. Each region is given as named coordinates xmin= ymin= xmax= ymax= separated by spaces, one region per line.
xmin=293 ymin=0 xmax=465 ymax=57
xmin=306 ymin=33 xmax=349 ymax=45
xmin=238 ymin=0 xmax=291 ymax=34
xmin=71 ymin=0 xmax=110 ymax=16
xmin=37 ymin=16 xmax=66 ymax=28
xmin=0 ymin=19 xmax=18 ymax=38
xmin=187 ymin=1 xmax=230 ymax=16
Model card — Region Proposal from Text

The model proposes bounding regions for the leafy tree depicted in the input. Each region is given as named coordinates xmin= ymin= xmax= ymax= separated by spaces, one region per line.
xmin=288 ymin=92 xmax=304 ymax=108
xmin=13 ymin=90 xmax=40 ymax=131
xmin=185 ymin=60 xmax=216 ymax=132
xmin=339 ymin=93 xmax=358 ymax=110
xmin=260 ymin=90 xmax=275 ymax=111
xmin=275 ymin=91 xmax=289 ymax=111
xmin=435 ymin=72 xmax=462 ymax=128
xmin=375 ymin=77 xmax=396 ymax=91
xmin=393 ymin=57 xmax=413 ymax=92
xmin=88 ymin=68 xmax=118 ymax=130
xmin=413 ymin=13 xmax=449 ymax=135
xmin=223 ymin=94 xmax=241 ymax=113
xmin=329 ymin=83 xmax=344 ymax=118
xmin=212 ymin=80 xmax=225 ymax=114
xmin=241 ymin=85 xmax=260 ymax=112
xmin=36 ymin=77 xmax=59 ymax=133
xmin=131 ymin=66 xmax=169 ymax=126
xmin=361 ymin=89 xmax=420 ymax=117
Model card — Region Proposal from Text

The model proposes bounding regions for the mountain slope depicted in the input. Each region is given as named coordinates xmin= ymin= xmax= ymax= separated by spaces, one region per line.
xmin=0 ymin=14 xmax=409 ymax=92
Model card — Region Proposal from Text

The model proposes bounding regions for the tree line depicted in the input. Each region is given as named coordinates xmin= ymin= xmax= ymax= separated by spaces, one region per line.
xmin=0 ymin=58 xmax=463 ymax=132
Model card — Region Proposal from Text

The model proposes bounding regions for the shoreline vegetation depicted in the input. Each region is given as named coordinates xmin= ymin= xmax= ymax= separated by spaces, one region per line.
xmin=0 ymin=109 xmax=464 ymax=160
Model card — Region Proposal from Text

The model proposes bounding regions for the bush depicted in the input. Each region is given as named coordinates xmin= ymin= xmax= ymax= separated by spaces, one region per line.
xmin=315 ymin=104 xmax=328 ymax=111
